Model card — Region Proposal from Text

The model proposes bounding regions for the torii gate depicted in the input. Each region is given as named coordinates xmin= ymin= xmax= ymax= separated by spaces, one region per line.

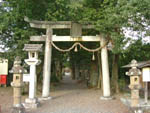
xmin=24 ymin=17 xmax=111 ymax=100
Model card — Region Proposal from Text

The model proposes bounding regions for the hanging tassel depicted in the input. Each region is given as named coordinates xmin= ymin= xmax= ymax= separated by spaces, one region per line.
xmin=74 ymin=45 xmax=78 ymax=52
xmin=92 ymin=52 xmax=95 ymax=60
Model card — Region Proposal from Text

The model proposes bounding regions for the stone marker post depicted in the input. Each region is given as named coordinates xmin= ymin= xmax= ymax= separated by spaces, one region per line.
xmin=126 ymin=60 xmax=141 ymax=108
xmin=10 ymin=56 xmax=26 ymax=113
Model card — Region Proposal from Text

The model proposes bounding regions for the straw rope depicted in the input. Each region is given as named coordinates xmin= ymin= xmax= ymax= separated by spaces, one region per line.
xmin=50 ymin=40 xmax=108 ymax=52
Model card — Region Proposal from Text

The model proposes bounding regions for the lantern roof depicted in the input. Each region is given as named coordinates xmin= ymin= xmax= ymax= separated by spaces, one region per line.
xmin=23 ymin=44 xmax=43 ymax=52
xmin=122 ymin=60 xmax=150 ymax=68
xmin=138 ymin=62 xmax=150 ymax=68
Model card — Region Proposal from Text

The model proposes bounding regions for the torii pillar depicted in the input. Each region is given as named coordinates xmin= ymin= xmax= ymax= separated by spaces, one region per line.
xmin=42 ymin=28 xmax=52 ymax=99
xmin=100 ymin=35 xmax=111 ymax=99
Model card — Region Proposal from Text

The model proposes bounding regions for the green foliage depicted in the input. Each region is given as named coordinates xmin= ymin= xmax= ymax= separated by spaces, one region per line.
xmin=0 ymin=0 xmax=36 ymax=60
xmin=51 ymin=74 xmax=60 ymax=83
xmin=61 ymin=53 xmax=71 ymax=67
xmin=118 ymin=77 xmax=127 ymax=92
xmin=120 ymin=39 xmax=150 ymax=65
xmin=45 ymin=0 xmax=70 ymax=21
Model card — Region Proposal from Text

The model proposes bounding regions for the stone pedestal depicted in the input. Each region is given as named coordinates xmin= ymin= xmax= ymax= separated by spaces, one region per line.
xmin=38 ymin=96 xmax=52 ymax=101
xmin=23 ymin=98 xmax=39 ymax=109
xmin=11 ymin=106 xmax=25 ymax=113
xmin=100 ymin=96 xmax=113 ymax=100
xmin=131 ymin=90 xmax=140 ymax=107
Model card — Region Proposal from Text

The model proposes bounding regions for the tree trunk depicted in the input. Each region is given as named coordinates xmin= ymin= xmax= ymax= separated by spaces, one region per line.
xmin=75 ymin=62 xmax=80 ymax=80
xmin=36 ymin=64 xmax=43 ymax=92
xmin=97 ymin=51 xmax=103 ymax=90
xmin=89 ymin=60 xmax=98 ymax=87
xmin=60 ymin=63 xmax=63 ymax=80
xmin=71 ymin=63 xmax=76 ymax=80
xmin=55 ymin=60 xmax=62 ymax=81
xmin=111 ymin=54 xmax=119 ymax=94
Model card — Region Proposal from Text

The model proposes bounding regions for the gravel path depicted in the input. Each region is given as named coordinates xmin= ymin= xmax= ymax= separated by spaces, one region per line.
xmin=28 ymin=75 xmax=130 ymax=113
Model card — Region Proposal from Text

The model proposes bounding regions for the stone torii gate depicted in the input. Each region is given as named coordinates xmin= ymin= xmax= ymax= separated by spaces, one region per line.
xmin=24 ymin=17 xmax=111 ymax=100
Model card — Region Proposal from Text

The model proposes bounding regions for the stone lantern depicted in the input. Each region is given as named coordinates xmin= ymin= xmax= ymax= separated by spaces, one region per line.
xmin=10 ymin=56 xmax=26 ymax=113
xmin=126 ymin=60 xmax=142 ymax=108
xmin=23 ymin=44 xmax=42 ymax=108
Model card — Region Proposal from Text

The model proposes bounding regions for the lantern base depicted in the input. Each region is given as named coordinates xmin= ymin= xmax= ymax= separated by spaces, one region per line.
xmin=23 ymin=98 xmax=40 ymax=109
xmin=39 ymin=96 xmax=52 ymax=101
xmin=11 ymin=106 xmax=25 ymax=113
xmin=100 ymin=96 xmax=114 ymax=100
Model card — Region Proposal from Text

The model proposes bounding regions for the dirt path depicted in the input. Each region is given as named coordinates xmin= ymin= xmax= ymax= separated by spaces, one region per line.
xmin=27 ymin=75 xmax=130 ymax=113
xmin=0 ymin=87 xmax=13 ymax=113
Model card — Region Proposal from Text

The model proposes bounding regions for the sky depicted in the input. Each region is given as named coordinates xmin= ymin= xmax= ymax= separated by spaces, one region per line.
xmin=0 ymin=45 xmax=6 ymax=53
xmin=124 ymin=29 xmax=150 ymax=44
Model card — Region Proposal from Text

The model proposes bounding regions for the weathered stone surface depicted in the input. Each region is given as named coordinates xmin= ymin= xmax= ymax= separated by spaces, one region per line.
xmin=70 ymin=22 xmax=82 ymax=38
xmin=23 ymin=44 xmax=43 ymax=52
xmin=9 ymin=57 xmax=26 ymax=74
xmin=23 ymin=98 xmax=40 ymax=109
xmin=24 ymin=17 xmax=94 ymax=29
xmin=10 ymin=57 xmax=25 ymax=113
xmin=130 ymin=76 xmax=140 ymax=85
xmin=125 ymin=60 xmax=142 ymax=108
xmin=42 ymin=28 xmax=52 ymax=98
xmin=11 ymin=106 xmax=25 ymax=113
xmin=24 ymin=56 xmax=41 ymax=109
xmin=100 ymin=35 xmax=111 ymax=98
xmin=123 ymin=60 xmax=150 ymax=69
xmin=131 ymin=90 xmax=139 ymax=99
